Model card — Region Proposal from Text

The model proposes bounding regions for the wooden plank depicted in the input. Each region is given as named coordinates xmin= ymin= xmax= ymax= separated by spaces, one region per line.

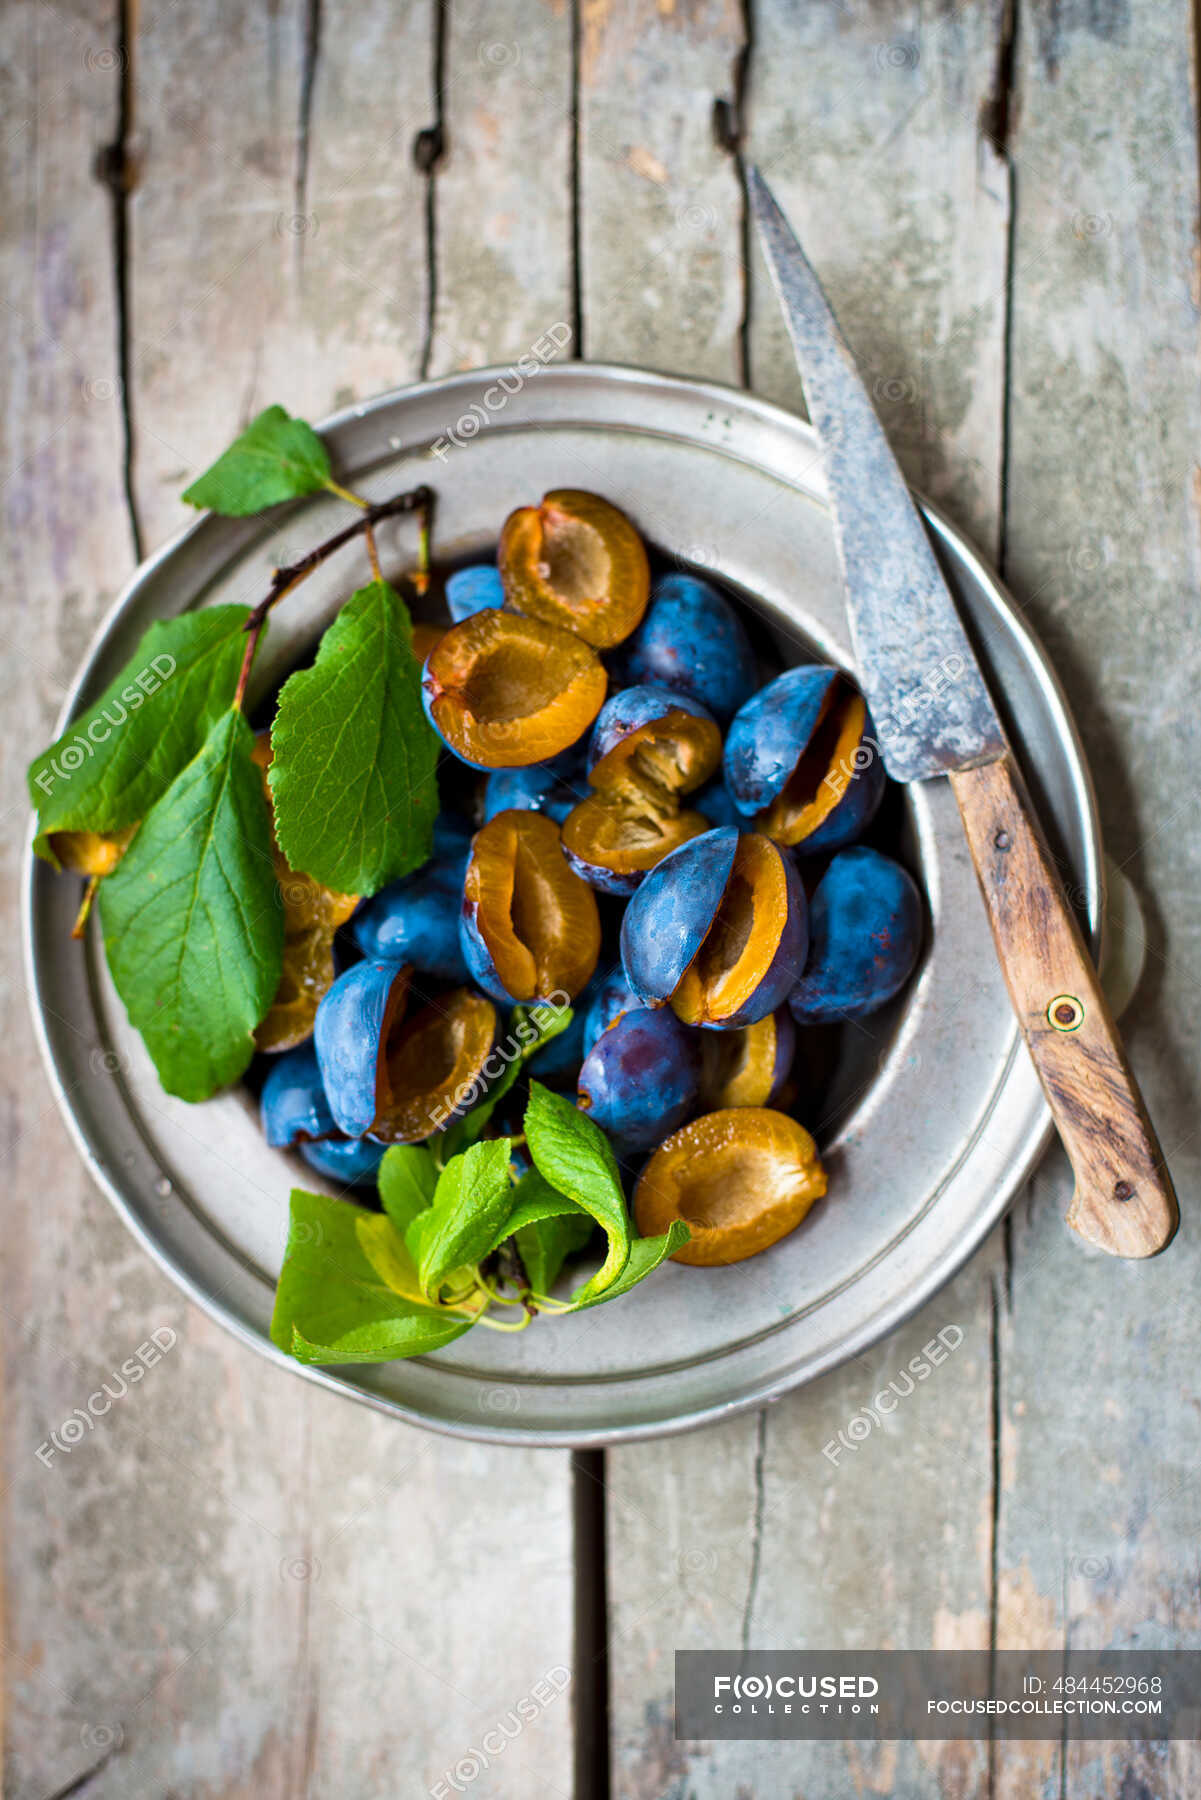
xmin=995 ymin=2 xmax=1201 ymax=1795
xmin=430 ymin=0 xmax=574 ymax=373
xmin=0 ymin=6 xmax=158 ymax=1794
xmin=577 ymin=0 xmax=745 ymax=379
xmin=600 ymin=3 xmax=1012 ymax=1793
xmin=0 ymin=2 xmax=574 ymax=1794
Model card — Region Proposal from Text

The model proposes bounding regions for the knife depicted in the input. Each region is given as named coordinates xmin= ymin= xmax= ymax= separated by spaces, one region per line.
xmin=749 ymin=166 xmax=1177 ymax=1259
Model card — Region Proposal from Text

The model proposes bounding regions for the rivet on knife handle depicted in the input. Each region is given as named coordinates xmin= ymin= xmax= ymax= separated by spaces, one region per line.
xmin=949 ymin=750 xmax=1178 ymax=1258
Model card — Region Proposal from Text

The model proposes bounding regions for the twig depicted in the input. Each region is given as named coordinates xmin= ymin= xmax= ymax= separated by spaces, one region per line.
xmin=232 ymin=483 xmax=433 ymax=712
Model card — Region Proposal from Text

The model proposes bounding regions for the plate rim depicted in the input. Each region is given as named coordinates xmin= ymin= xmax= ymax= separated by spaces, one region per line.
xmin=22 ymin=360 xmax=1103 ymax=1446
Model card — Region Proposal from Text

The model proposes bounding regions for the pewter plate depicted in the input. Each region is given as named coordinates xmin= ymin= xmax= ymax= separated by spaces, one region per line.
xmin=23 ymin=365 xmax=1101 ymax=1446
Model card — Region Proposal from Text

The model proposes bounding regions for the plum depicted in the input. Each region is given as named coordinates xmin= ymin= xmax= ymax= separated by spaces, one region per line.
xmin=460 ymin=809 xmax=601 ymax=1005
xmin=298 ymin=1135 xmax=387 ymax=1189
xmin=699 ymin=1006 xmax=795 ymax=1110
xmin=445 ymin=563 xmax=504 ymax=623
xmin=499 ymin=489 xmax=650 ymax=648
xmin=483 ymin=745 xmax=587 ymax=827
xmin=724 ymin=665 xmax=885 ymax=854
xmin=577 ymin=1007 xmax=700 ymax=1152
xmin=691 ymin=774 xmax=743 ymax=830
xmin=634 ymin=1108 xmax=827 ymax=1265
xmin=581 ymin=966 xmax=643 ymax=1056
xmin=314 ymin=960 xmax=411 ymax=1137
xmin=352 ymin=824 xmax=472 ymax=980
xmin=620 ymin=573 xmax=758 ymax=721
xmin=260 ymin=1042 xmax=336 ymax=1147
xmin=788 ymin=846 xmax=923 ymax=1024
xmin=314 ymin=960 xmax=498 ymax=1141
xmin=422 ymin=608 xmax=606 ymax=768
xmin=620 ymin=828 xmax=808 ymax=1029
xmin=561 ymin=684 xmax=721 ymax=894
xmin=250 ymin=734 xmax=358 ymax=1053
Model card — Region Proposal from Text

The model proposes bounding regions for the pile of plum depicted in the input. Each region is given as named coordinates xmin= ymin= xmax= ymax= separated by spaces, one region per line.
xmin=260 ymin=490 xmax=922 ymax=1268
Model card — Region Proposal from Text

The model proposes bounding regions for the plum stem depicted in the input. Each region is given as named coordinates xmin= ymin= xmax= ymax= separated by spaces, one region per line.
xmin=231 ymin=482 xmax=433 ymax=713
xmin=71 ymin=875 xmax=100 ymax=940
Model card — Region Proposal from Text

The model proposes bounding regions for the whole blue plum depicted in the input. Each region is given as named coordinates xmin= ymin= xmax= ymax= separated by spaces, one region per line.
xmin=788 ymin=846 xmax=922 ymax=1024
xmin=620 ymin=573 xmax=758 ymax=721
xmin=724 ymin=665 xmax=885 ymax=854
xmin=445 ymin=564 xmax=504 ymax=623
xmin=432 ymin=812 xmax=475 ymax=860
xmin=692 ymin=774 xmax=743 ymax=830
xmin=581 ymin=966 xmax=643 ymax=1055
xmin=314 ymin=959 xmax=409 ymax=1137
xmin=619 ymin=827 xmax=739 ymax=1009
xmin=483 ymin=745 xmax=587 ymax=827
xmin=260 ymin=1043 xmax=335 ymax=1147
xmin=298 ymin=1135 xmax=387 ymax=1189
xmin=577 ymin=1007 xmax=700 ymax=1152
xmin=352 ymin=835 xmax=471 ymax=981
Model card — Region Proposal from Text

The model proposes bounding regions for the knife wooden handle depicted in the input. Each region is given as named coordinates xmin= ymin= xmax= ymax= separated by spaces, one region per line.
xmin=949 ymin=751 xmax=1177 ymax=1258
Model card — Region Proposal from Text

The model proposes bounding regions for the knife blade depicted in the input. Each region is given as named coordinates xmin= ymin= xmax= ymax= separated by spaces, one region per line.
xmin=748 ymin=165 xmax=1006 ymax=784
xmin=749 ymin=165 xmax=1177 ymax=1259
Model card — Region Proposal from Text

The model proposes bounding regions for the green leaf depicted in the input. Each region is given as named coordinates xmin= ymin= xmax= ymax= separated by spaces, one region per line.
xmin=268 ymin=580 xmax=439 ymax=896
xmin=182 ymin=406 xmax=333 ymax=515
xmin=378 ymin=1144 xmax=439 ymax=1238
xmin=569 ymin=1221 xmax=689 ymax=1311
xmin=439 ymin=1001 xmax=574 ymax=1160
xmin=517 ymin=1211 xmax=597 ymax=1296
xmin=99 ymin=709 xmax=284 ymax=1101
xmin=524 ymin=1081 xmax=631 ymax=1301
xmin=486 ymin=1167 xmax=587 ymax=1258
xmin=405 ymin=1138 xmax=514 ymax=1301
xmin=272 ymin=1190 xmax=472 ymax=1365
xmin=29 ymin=607 xmax=251 ymax=852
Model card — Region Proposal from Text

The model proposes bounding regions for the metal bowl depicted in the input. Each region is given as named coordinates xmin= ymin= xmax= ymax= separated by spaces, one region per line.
xmin=24 ymin=364 xmax=1101 ymax=1446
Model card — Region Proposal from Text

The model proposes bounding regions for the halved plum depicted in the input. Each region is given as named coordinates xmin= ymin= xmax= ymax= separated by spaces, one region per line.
xmin=699 ymin=1006 xmax=795 ymax=1110
xmin=422 ymin=608 xmax=606 ymax=768
xmin=251 ymin=736 xmax=359 ymax=1053
xmin=724 ymin=665 xmax=885 ymax=853
xmin=314 ymin=958 xmax=498 ymax=1143
xmin=562 ymin=685 xmax=721 ymax=894
xmin=374 ymin=987 xmax=498 ymax=1143
xmin=621 ymin=828 xmax=808 ymax=1029
xmin=314 ymin=960 xmax=412 ymax=1136
xmin=460 ymin=809 xmax=601 ymax=1005
xmin=499 ymin=489 xmax=650 ymax=648
xmin=634 ymin=1108 xmax=827 ymax=1266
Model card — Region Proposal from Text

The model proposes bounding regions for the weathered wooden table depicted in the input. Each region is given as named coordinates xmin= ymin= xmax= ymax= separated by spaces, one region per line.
xmin=4 ymin=2 xmax=1199 ymax=1795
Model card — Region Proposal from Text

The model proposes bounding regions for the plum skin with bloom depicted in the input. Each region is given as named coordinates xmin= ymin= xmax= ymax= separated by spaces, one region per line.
xmin=577 ymin=1006 xmax=700 ymax=1151
xmin=445 ymin=564 xmax=504 ymax=622
xmin=788 ymin=846 xmax=923 ymax=1023
xmin=620 ymin=827 xmax=808 ymax=1029
xmin=314 ymin=960 xmax=408 ymax=1138
xmin=352 ymin=821 xmax=472 ymax=981
xmin=724 ymin=664 xmax=885 ymax=854
xmin=260 ymin=1042 xmax=336 ymax=1147
xmin=298 ymin=1136 xmax=386 ymax=1188
xmin=620 ymin=573 xmax=758 ymax=722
